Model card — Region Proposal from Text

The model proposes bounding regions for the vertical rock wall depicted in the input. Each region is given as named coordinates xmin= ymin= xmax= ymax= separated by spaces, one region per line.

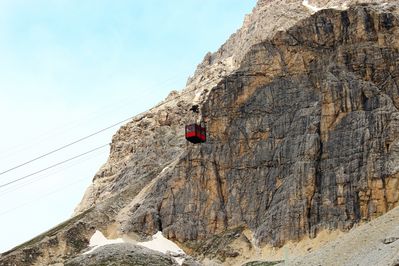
xmin=127 ymin=5 xmax=399 ymax=247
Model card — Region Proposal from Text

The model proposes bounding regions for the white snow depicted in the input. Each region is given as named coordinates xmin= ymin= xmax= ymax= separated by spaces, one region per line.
xmin=84 ymin=230 xmax=186 ymax=265
xmin=84 ymin=230 xmax=124 ymax=254
xmin=302 ymin=0 xmax=321 ymax=13
xmin=138 ymin=231 xmax=186 ymax=265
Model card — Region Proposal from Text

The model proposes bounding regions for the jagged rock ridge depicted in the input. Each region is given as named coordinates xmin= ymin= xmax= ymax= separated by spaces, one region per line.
xmin=2 ymin=1 xmax=399 ymax=265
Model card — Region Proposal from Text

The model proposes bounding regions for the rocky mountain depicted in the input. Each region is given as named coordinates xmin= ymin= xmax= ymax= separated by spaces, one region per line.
xmin=2 ymin=0 xmax=399 ymax=265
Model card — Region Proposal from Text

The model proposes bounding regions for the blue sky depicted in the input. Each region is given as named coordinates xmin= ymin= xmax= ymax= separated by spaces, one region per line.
xmin=0 ymin=0 xmax=256 ymax=252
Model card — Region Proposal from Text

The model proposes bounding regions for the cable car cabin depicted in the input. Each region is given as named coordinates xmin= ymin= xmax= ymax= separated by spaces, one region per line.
xmin=185 ymin=124 xmax=206 ymax=144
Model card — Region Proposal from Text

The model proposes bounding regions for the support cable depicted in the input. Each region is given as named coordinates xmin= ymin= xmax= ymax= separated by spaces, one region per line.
xmin=0 ymin=144 xmax=109 ymax=189
xmin=0 ymin=77 xmax=218 ymax=176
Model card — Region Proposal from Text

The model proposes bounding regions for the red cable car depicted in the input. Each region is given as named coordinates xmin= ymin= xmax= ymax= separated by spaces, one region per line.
xmin=185 ymin=123 xmax=206 ymax=144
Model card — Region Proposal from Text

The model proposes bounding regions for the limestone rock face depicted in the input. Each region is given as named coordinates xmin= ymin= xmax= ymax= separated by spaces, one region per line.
xmin=3 ymin=1 xmax=399 ymax=265
xmin=76 ymin=0 xmax=399 ymax=215
xmin=75 ymin=0 xmax=315 ymax=214
xmin=125 ymin=3 xmax=399 ymax=247
xmin=189 ymin=0 xmax=391 ymax=84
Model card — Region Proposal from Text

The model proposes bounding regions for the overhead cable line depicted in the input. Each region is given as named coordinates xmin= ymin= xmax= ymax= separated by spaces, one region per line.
xmin=0 ymin=144 xmax=109 ymax=189
xmin=0 ymin=118 xmax=131 ymax=176
xmin=0 ymin=73 xmax=183 ymax=160
xmin=0 ymin=78 xmax=218 ymax=176
xmin=0 ymin=148 xmax=105 ymax=198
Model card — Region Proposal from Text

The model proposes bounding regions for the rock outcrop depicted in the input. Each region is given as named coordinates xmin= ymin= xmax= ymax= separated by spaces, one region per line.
xmin=2 ymin=1 xmax=399 ymax=265
xmin=65 ymin=243 xmax=178 ymax=266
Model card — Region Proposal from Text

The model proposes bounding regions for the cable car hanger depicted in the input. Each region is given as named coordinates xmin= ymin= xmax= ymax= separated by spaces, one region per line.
xmin=185 ymin=104 xmax=206 ymax=144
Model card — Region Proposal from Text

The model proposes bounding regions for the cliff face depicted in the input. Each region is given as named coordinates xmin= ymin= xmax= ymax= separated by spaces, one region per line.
xmin=76 ymin=0 xmax=397 ymax=215
xmin=2 ymin=1 xmax=399 ymax=265
xmin=74 ymin=0 xmax=315 ymax=214
xmin=128 ymin=3 xmax=399 ymax=247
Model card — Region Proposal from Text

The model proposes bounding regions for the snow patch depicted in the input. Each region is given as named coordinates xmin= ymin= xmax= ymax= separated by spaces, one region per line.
xmin=302 ymin=0 xmax=321 ymax=13
xmin=84 ymin=230 xmax=124 ymax=254
xmin=138 ymin=231 xmax=186 ymax=265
